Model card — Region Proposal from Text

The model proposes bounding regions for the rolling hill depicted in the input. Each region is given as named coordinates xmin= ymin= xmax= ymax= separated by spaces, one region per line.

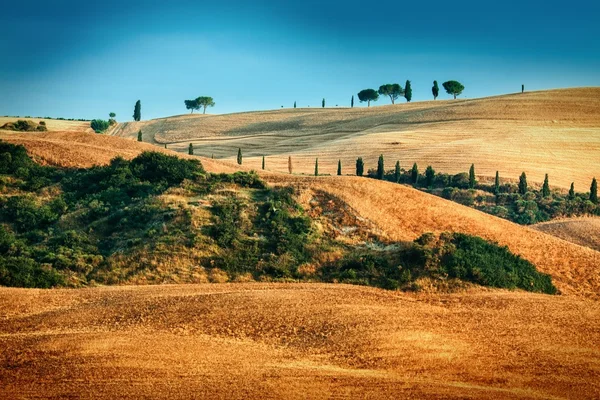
xmin=2 ymin=90 xmax=600 ymax=399
xmin=1 ymin=130 xmax=598 ymax=297
xmin=110 ymin=88 xmax=600 ymax=190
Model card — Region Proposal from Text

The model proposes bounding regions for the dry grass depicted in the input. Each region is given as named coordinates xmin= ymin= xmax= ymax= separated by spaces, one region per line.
xmin=0 ymin=117 xmax=92 ymax=133
xmin=0 ymin=283 xmax=598 ymax=399
xmin=266 ymin=175 xmax=600 ymax=298
xmin=0 ymin=130 xmax=238 ymax=172
xmin=533 ymin=217 xmax=600 ymax=251
xmin=110 ymin=88 xmax=600 ymax=189
xmin=2 ymin=115 xmax=600 ymax=398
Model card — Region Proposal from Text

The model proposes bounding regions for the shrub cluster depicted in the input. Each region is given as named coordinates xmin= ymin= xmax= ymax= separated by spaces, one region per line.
xmin=322 ymin=232 xmax=556 ymax=294
xmin=0 ymin=144 xmax=205 ymax=287
xmin=1 ymin=120 xmax=47 ymax=132
xmin=90 ymin=119 xmax=110 ymax=133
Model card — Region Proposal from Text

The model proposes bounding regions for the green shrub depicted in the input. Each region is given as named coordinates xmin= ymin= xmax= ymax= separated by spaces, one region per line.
xmin=130 ymin=152 xmax=203 ymax=186
xmin=90 ymin=119 xmax=110 ymax=133
xmin=439 ymin=233 xmax=556 ymax=294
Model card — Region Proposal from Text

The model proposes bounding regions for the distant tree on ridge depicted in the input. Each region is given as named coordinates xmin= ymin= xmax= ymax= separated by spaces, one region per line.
xmin=378 ymin=84 xmax=403 ymax=104
xmin=133 ymin=100 xmax=141 ymax=121
xmin=432 ymin=81 xmax=439 ymax=100
xmin=404 ymin=80 xmax=412 ymax=102
xmin=357 ymin=89 xmax=379 ymax=107
xmin=442 ymin=81 xmax=465 ymax=99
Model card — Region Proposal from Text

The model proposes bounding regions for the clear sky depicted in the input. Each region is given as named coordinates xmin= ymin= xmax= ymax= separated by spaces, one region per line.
xmin=1 ymin=0 xmax=599 ymax=120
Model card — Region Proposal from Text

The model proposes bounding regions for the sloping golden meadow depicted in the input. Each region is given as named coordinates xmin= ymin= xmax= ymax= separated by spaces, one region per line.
xmin=1 ymin=89 xmax=600 ymax=399
xmin=110 ymin=88 xmax=600 ymax=189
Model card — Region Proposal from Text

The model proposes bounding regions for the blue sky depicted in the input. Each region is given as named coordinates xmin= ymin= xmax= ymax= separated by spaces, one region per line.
xmin=1 ymin=0 xmax=599 ymax=120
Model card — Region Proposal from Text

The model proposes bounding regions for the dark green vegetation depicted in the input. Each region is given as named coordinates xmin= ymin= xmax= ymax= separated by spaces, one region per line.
xmin=404 ymin=80 xmax=412 ymax=102
xmin=357 ymin=89 xmax=379 ymax=107
xmin=1 ymin=120 xmax=47 ymax=132
xmin=91 ymin=119 xmax=110 ymax=133
xmin=0 ymin=141 xmax=555 ymax=294
xmin=442 ymin=80 xmax=465 ymax=99
xmin=184 ymin=96 xmax=215 ymax=114
xmin=378 ymin=84 xmax=403 ymax=104
xmin=322 ymin=232 xmax=556 ymax=294
xmin=133 ymin=100 xmax=141 ymax=121
xmin=432 ymin=80 xmax=439 ymax=100
xmin=367 ymin=166 xmax=600 ymax=225
xmin=133 ymin=100 xmax=142 ymax=121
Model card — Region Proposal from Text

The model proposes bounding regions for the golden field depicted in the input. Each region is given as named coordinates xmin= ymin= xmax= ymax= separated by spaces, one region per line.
xmin=1 ymin=89 xmax=600 ymax=399
xmin=0 ymin=117 xmax=92 ymax=133
xmin=533 ymin=217 xmax=600 ymax=251
xmin=1 ymin=283 xmax=599 ymax=399
xmin=111 ymin=88 xmax=600 ymax=190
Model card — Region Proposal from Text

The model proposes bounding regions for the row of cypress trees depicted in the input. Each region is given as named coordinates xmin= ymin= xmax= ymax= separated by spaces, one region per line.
xmin=184 ymin=147 xmax=599 ymax=204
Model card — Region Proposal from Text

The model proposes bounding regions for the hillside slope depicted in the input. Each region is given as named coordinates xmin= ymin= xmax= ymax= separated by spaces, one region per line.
xmin=1 ymin=284 xmax=599 ymax=399
xmin=533 ymin=217 xmax=600 ymax=251
xmin=0 ymin=117 xmax=92 ymax=133
xmin=2 ymin=132 xmax=598 ymax=297
xmin=111 ymin=88 xmax=600 ymax=189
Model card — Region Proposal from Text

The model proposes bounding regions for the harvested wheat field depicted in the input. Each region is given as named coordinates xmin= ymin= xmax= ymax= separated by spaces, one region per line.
xmin=533 ymin=217 xmax=600 ymax=252
xmin=111 ymin=88 xmax=600 ymax=189
xmin=1 ymin=283 xmax=599 ymax=399
xmin=0 ymin=117 xmax=92 ymax=133
xmin=0 ymin=131 xmax=238 ymax=172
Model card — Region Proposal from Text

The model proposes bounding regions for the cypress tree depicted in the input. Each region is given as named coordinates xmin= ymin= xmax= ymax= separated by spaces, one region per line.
xmin=188 ymin=143 xmax=194 ymax=155
xmin=137 ymin=130 xmax=142 ymax=142
xmin=411 ymin=163 xmax=419 ymax=184
xmin=542 ymin=174 xmax=550 ymax=197
xmin=569 ymin=182 xmax=575 ymax=199
xmin=211 ymin=154 xmax=214 ymax=159
xmin=351 ymin=95 xmax=354 ymax=108
xmin=522 ymin=84 xmax=525 ymax=94
xmin=494 ymin=171 xmax=500 ymax=194
xmin=294 ymin=101 xmax=296 ymax=109
xmin=164 ymin=144 xmax=167 ymax=149
xmin=337 ymin=159 xmax=342 ymax=176
xmin=356 ymin=157 xmax=364 ymax=177
xmin=288 ymin=156 xmax=293 ymax=174
xmin=404 ymin=80 xmax=412 ymax=102
xmin=322 ymin=98 xmax=325 ymax=108
xmin=591 ymin=178 xmax=598 ymax=204
xmin=432 ymin=80 xmax=439 ymax=100
xmin=262 ymin=156 xmax=265 ymax=170
xmin=376 ymin=154 xmax=385 ymax=180
xmin=519 ymin=172 xmax=528 ymax=195
xmin=237 ymin=148 xmax=242 ymax=165
xmin=394 ymin=161 xmax=401 ymax=183
xmin=133 ymin=100 xmax=141 ymax=121
xmin=314 ymin=158 xmax=319 ymax=176
xmin=425 ymin=166 xmax=435 ymax=187
xmin=469 ymin=164 xmax=476 ymax=189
